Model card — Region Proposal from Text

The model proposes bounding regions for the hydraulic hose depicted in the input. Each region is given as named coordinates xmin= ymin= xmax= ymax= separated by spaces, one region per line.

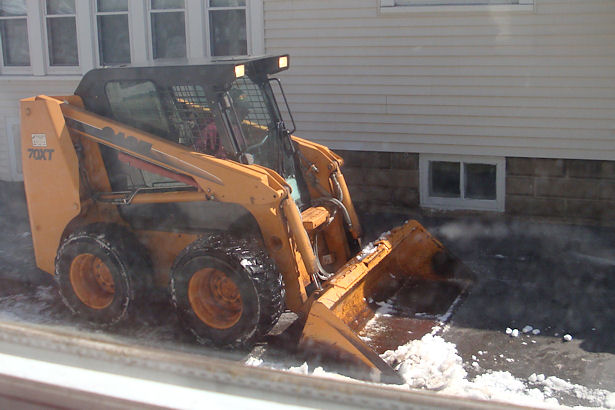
xmin=312 ymin=196 xmax=353 ymax=232
xmin=313 ymin=233 xmax=335 ymax=281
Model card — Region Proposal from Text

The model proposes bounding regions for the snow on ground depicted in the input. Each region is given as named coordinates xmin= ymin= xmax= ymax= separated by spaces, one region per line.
xmin=254 ymin=333 xmax=615 ymax=409
xmin=380 ymin=334 xmax=615 ymax=409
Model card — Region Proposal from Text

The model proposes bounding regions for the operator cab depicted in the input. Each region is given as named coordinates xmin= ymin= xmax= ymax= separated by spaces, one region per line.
xmin=74 ymin=55 xmax=310 ymax=210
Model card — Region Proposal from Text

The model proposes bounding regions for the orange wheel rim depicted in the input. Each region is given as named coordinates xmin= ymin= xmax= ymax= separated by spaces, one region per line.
xmin=188 ymin=268 xmax=242 ymax=329
xmin=69 ymin=253 xmax=115 ymax=309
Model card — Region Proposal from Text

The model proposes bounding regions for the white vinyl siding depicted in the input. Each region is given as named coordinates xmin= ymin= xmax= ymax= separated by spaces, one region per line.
xmin=264 ymin=0 xmax=615 ymax=161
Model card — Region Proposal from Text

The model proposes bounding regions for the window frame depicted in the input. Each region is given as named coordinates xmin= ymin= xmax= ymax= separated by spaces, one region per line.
xmin=42 ymin=0 xmax=81 ymax=74
xmin=419 ymin=154 xmax=506 ymax=212
xmin=147 ymin=0 xmax=187 ymax=60
xmin=0 ymin=0 xmax=32 ymax=74
xmin=205 ymin=0 xmax=248 ymax=58
xmin=93 ymin=0 xmax=132 ymax=67
xmin=0 ymin=0 xmax=264 ymax=75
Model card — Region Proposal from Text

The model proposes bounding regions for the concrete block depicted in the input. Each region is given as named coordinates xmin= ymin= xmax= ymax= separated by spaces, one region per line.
xmin=364 ymin=169 xmax=418 ymax=189
xmin=599 ymin=202 xmax=615 ymax=221
xmin=566 ymin=199 xmax=608 ymax=220
xmin=391 ymin=188 xmax=419 ymax=207
xmin=566 ymin=159 xmax=603 ymax=179
xmin=350 ymin=185 xmax=392 ymax=204
xmin=599 ymin=181 xmax=615 ymax=200
xmin=365 ymin=169 xmax=394 ymax=187
xmin=390 ymin=152 xmax=419 ymax=170
xmin=506 ymin=195 xmax=566 ymax=217
xmin=506 ymin=157 xmax=535 ymax=176
xmin=389 ymin=169 xmax=419 ymax=189
xmin=566 ymin=159 xmax=615 ymax=180
xmin=340 ymin=167 xmax=365 ymax=186
xmin=337 ymin=150 xmax=391 ymax=169
xmin=506 ymin=176 xmax=534 ymax=196
xmin=535 ymin=178 xmax=599 ymax=199
xmin=534 ymin=158 xmax=566 ymax=178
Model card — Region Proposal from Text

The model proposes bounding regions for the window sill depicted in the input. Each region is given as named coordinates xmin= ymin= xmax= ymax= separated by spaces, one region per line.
xmin=380 ymin=4 xmax=534 ymax=14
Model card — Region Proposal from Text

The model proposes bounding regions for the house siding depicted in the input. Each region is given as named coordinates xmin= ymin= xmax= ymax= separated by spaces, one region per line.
xmin=263 ymin=0 xmax=615 ymax=160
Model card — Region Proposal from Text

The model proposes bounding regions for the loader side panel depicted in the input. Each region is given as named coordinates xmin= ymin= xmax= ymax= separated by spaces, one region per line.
xmin=21 ymin=96 xmax=81 ymax=274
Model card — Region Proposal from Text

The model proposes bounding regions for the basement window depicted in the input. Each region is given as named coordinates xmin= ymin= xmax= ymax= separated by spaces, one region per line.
xmin=380 ymin=0 xmax=534 ymax=13
xmin=420 ymin=154 xmax=505 ymax=211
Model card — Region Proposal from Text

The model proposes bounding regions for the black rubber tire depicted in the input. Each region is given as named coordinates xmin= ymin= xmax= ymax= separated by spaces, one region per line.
xmin=170 ymin=234 xmax=284 ymax=349
xmin=55 ymin=223 xmax=150 ymax=326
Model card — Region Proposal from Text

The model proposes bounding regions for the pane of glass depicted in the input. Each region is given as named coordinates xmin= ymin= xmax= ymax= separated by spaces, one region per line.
xmin=209 ymin=0 xmax=246 ymax=7
xmin=0 ymin=0 xmax=26 ymax=16
xmin=151 ymin=11 xmax=186 ymax=59
xmin=105 ymin=80 xmax=170 ymax=137
xmin=0 ymin=19 xmax=30 ymax=66
xmin=46 ymin=0 xmax=75 ymax=15
xmin=47 ymin=16 xmax=78 ymax=65
xmin=97 ymin=0 xmax=127 ymax=12
xmin=465 ymin=163 xmax=497 ymax=200
xmin=97 ymin=14 xmax=130 ymax=65
xmin=429 ymin=161 xmax=460 ymax=198
xmin=209 ymin=9 xmax=246 ymax=56
xmin=151 ymin=0 xmax=184 ymax=9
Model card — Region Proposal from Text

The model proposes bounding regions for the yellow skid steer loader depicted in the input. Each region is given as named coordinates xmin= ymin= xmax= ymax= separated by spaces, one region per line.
xmin=20 ymin=55 xmax=472 ymax=382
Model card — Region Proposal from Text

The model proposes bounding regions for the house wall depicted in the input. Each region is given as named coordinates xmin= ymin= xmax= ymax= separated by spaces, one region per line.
xmin=263 ymin=0 xmax=615 ymax=160
xmin=264 ymin=0 xmax=615 ymax=222
xmin=337 ymin=149 xmax=615 ymax=224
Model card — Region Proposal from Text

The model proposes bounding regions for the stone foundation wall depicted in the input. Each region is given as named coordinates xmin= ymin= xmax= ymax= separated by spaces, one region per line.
xmin=337 ymin=150 xmax=615 ymax=224
xmin=336 ymin=150 xmax=420 ymax=212
xmin=506 ymin=158 xmax=615 ymax=223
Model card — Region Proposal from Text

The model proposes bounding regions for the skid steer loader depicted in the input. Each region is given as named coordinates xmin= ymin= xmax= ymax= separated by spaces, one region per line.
xmin=20 ymin=55 xmax=472 ymax=383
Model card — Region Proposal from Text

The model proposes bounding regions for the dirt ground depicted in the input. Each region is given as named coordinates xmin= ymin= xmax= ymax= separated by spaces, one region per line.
xmin=1 ymin=181 xmax=614 ymax=407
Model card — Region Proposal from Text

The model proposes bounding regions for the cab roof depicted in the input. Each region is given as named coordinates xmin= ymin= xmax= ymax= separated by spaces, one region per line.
xmin=74 ymin=54 xmax=289 ymax=103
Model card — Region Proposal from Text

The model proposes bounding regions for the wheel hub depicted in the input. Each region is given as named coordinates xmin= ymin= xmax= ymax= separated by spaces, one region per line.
xmin=69 ymin=253 xmax=115 ymax=309
xmin=188 ymin=268 xmax=242 ymax=329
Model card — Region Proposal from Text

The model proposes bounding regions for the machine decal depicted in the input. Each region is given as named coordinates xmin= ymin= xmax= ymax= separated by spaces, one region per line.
xmin=32 ymin=134 xmax=47 ymax=147
xmin=28 ymin=148 xmax=54 ymax=160
xmin=64 ymin=116 xmax=223 ymax=185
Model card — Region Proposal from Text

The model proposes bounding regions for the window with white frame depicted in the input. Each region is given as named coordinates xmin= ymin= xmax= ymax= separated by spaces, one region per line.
xmin=419 ymin=154 xmax=505 ymax=211
xmin=45 ymin=0 xmax=79 ymax=66
xmin=0 ymin=0 xmax=29 ymax=68
xmin=96 ymin=0 xmax=130 ymax=66
xmin=0 ymin=0 xmax=261 ymax=75
xmin=150 ymin=0 xmax=186 ymax=59
xmin=207 ymin=0 xmax=247 ymax=57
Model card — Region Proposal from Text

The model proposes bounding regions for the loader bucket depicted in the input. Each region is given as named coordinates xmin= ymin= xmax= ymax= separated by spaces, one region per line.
xmin=299 ymin=220 xmax=474 ymax=384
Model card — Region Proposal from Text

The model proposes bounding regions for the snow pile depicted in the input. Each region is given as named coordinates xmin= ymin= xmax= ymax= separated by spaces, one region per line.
xmin=378 ymin=334 xmax=615 ymax=409
xmin=270 ymin=334 xmax=615 ymax=409
xmin=529 ymin=374 xmax=615 ymax=408
xmin=288 ymin=362 xmax=353 ymax=382
xmin=356 ymin=242 xmax=377 ymax=261
xmin=244 ymin=356 xmax=263 ymax=367
xmin=381 ymin=334 xmax=466 ymax=390
xmin=379 ymin=335 xmax=553 ymax=407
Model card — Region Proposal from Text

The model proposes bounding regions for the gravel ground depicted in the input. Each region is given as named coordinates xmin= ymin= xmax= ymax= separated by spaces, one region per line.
xmin=1 ymin=181 xmax=614 ymax=407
